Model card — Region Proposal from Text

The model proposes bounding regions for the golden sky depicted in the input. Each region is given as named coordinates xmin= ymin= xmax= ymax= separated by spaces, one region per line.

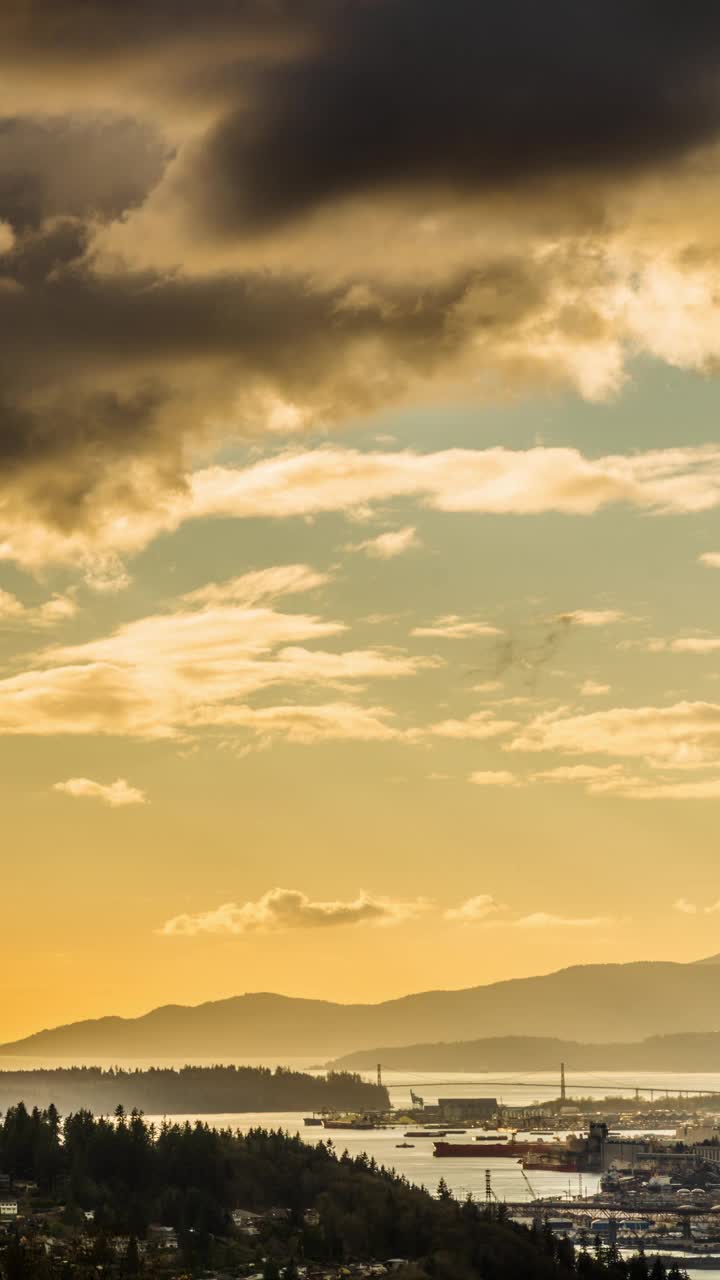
xmin=3 ymin=2 xmax=720 ymax=1040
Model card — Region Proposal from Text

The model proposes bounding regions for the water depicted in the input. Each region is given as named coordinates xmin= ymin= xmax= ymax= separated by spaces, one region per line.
xmin=6 ymin=1065 xmax=720 ymax=1211
xmin=142 ymin=1110 xmax=601 ymax=1206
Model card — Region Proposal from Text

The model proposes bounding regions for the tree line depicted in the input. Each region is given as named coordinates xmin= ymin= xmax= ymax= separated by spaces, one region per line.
xmin=0 ymin=1065 xmax=387 ymax=1116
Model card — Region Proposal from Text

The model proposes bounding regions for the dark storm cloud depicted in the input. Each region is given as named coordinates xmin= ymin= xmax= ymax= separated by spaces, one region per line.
xmin=1 ymin=1 xmax=720 ymax=543
xmin=0 ymin=1 xmax=317 ymax=61
xmin=5 ymin=3 xmax=720 ymax=235
xmin=0 ymin=219 xmax=553 ymax=524
xmin=0 ymin=221 xmax=475 ymax=375
xmin=0 ymin=118 xmax=170 ymax=231
xmin=186 ymin=0 xmax=720 ymax=232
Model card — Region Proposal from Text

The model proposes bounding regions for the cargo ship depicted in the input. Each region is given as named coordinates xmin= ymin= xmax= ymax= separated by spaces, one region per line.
xmin=433 ymin=1125 xmax=606 ymax=1172
xmin=434 ymin=1138 xmax=522 ymax=1158
xmin=404 ymin=1129 xmax=466 ymax=1138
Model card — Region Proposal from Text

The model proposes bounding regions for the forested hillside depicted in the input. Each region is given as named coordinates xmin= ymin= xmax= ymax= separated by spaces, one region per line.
xmin=0 ymin=1065 xmax=387 ymax=1116
xmin=0 ymin=1104 xmax=681 ymax=1280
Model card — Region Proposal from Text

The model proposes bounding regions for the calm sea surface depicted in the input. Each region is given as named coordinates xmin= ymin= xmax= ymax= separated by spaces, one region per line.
xmin=143 ymin=1109 xmax=601 ymax=1205
xmin=6 ymin=1063 xmax=720 ymax=1253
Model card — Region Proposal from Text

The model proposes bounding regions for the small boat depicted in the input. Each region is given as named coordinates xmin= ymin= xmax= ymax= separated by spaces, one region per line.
xmin=396 ymin=1142 xmax=415 ymax=1148
xmin=304 ymin=1117 xmax=323 ymax=1126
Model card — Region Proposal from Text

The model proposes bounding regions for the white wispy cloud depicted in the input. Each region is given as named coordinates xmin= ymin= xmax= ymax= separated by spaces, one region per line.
xmin=530 ymin=761 xmax=720 ymax=800
xmin=642 ymin=636 xmax=720 ymax=655
xmin=180 ymin=564 xmax=330 ymax=609
xmin=0 ymin=564 xmax=434 ymax=740
xmin=198 ymin=702 xmax=409 ymax=744
xmin=167 ymin=444 xmax=720 ymax=522
xmin=444 ymin=896 xmax=614 ymax=929
xmin=508 ymin=700 xmax=720 ymax=769
xmin=445 ymin=894 xmax=504 ymax=923
xmin=560 ymin=609 xmax=624 ymax=627
xmin=673 ymin=898 xmax=699 ymax=915
xmin=53 ymin=777 xmax=146 ymax=807
xmin=468 ymin=769 xmax=519 ymax=787
xmin=699 ymin=552 xmax=720 ymax=569
xmin=159 ymin=887 xmax=426 ymax=937
xmin=513 ymin=912 xmax=614 ymax=929
xmin=531 ymin=764 xmax=625 ymax=785
xmin=9 ymin=443 xmax=720 ymax=574
xmin=0 ymin=589 xmax=77 ymax=628
xmin=604 ymin=776 xmax=720 ymax=799
xmin=412 ymin=614 xmax=501 ymax=639
xmin=580 ymin=680 xmax=611 ymax=696
xmin=673 ymin=897 xmax=720 ymax=915
xmin=345 ymin=526 xmax=420 ymax=559
xmin=431 ymin=711 xmax=517 ymax=741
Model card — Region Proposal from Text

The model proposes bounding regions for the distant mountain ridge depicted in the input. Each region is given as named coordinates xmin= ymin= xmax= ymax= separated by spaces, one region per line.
xmin=1 ymin=955 xmax=720 ymax=1060
xmin=328 ymin=1029 xmax=720 ymax=1074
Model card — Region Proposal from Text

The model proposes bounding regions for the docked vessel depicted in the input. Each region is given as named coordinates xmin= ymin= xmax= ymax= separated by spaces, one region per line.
xmin=433 ymin=1125 xmax=606 ymax=1172
xmin=522 ymin=1156 xmax=581 ymax=1172
xmin=322 ymin=1114 xmax=381 ymax=1130
xmin=434 ymin=1139 xmax=523 ymax=1159
xmin=303 ymin=1116 xmax=323 ymax=1126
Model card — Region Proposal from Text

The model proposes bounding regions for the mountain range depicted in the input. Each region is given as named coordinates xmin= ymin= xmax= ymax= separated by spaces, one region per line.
xmin=1 ymin=954 xmax=719 ymax=1061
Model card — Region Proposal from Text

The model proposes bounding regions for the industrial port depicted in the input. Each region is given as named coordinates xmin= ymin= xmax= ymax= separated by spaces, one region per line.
xmin=301 ymin=1062 xmax=720 ymax=1265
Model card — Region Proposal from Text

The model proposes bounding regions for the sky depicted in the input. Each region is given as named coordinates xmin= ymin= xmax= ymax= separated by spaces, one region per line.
xmin=5 ymin=2 xmax=720 ymax=1040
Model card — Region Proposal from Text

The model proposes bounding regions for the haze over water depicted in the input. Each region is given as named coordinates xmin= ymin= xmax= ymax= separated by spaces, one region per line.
xmin=4 ymin=1064 xmax=713 ymax=1203
xmin=6 ymin=1062 xmax=720 ymax=1103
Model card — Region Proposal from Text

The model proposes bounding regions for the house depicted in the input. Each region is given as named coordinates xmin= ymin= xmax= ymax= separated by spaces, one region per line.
xmin=146 ymin=1224 xmax=178 ymax=1250
xmin=0 ymin=1199 xmax=18 ymax=1219
xmin=264 ymin=1207 xmax=291 ymax=1223
xmin=232 ymin=1208 xmax=262 ymax=1235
